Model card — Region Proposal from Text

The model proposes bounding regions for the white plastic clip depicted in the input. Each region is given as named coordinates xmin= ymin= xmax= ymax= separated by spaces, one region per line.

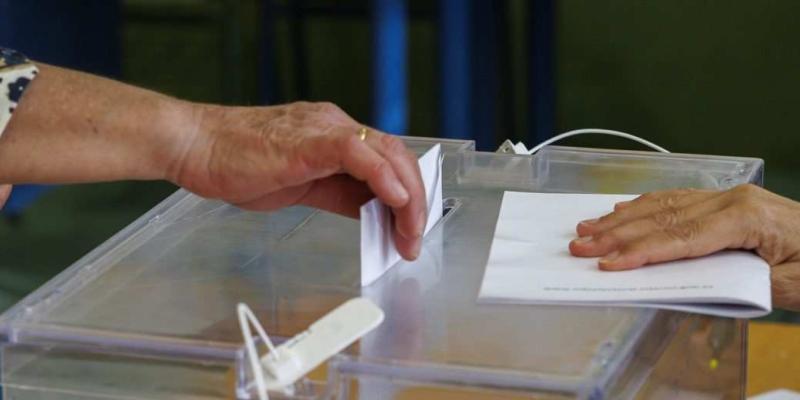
xmin=238 ymin=298 xmax=385 ymax=400
xmin=497 ymin=139 xmax=530 ymax=155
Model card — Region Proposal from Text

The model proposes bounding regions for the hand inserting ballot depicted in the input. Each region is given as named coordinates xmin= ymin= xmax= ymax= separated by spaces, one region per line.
xmin=568 ymin=184 xmax=800 ymax=311
xmin=169 ymin=102 xmax=428 ymax=260
xmin=0 ymin=62 xmax=426 ymax=261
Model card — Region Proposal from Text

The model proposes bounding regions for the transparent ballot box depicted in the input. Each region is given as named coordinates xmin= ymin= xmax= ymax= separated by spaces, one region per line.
xmin=0 ymin=137 xmax=763 ymax=399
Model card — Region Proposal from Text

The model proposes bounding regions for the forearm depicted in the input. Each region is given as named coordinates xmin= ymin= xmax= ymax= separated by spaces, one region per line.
xmin=0 ymin=63 xmax=195 ymax=184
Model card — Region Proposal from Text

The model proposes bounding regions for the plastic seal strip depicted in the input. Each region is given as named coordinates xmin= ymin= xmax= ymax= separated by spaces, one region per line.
xmin=238 ymin=298 xmax=385 ymax=400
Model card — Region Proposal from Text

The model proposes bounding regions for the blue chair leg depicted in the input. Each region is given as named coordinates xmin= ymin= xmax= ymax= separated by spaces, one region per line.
xmin=259 ymin=0 xmax=282 ymax=105
xmin=528 ymin=0 xmax=556 ymax=144
xmin=470 ymin=0 xmax=503 ymax=151
xmin=439 ymin=0 xmax=471 ymax=141
xmin=3 ymin=185 xmax=53 ymax=219
xmin=371 ymin=0 xmax=408 ymax=135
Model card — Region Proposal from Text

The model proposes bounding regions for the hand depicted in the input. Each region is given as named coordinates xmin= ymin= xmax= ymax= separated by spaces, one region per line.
xmin=168 ymin=101 xmax=427 ymax=260
xmin=0 ymin=185 xmax=11 ymax=209
xmin=568 ymin=184 xmax=800 ymax=311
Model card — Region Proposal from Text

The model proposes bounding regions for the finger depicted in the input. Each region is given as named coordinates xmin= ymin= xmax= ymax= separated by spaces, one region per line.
xmin=302 ymin=172 xmax=421 ymax=260
xmin=336 ymin=132 xmax=410 ymax=208
xmin=234 ymin=174 xmax=374 ymax=218
xmin=392 ymin=222 xmax=422 ymax=261
xmin=363 ymin=130 xmax=426 ymax=253
xmin=298 ymin=175 xmax=373 ymax=218
xmin=597 ymin=210 xmax=746 ymax=271
xmin=570 ymin=194 xmax=729 ymax=257
xmin=577 ymin=189 xmax=720 ymax=237
xmin=236 ymin=175 xmax=374 ymax=218
xmin=233 ymin=183 xmax=313 ymax=212
xmin=771 ymin=262 xmax=800 ymax=311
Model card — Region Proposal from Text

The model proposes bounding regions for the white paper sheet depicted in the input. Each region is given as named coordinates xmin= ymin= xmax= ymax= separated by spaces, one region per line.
xmin=751 ymin=390 xmax=800 ymax=400
xmin=360 ymin=144 xmax=443 ymax=286
xmin=478 ymin=191 xmax=772 ymax=318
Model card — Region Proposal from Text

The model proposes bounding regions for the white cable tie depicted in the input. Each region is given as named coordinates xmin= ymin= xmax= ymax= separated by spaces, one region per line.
xmin=526 ymin=128 xmax=670 ymax=155
xmin=238 ymin=303 xmax=277 ymax=400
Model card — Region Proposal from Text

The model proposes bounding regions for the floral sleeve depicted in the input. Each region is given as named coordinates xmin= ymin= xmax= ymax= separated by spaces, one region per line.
xmin=0 ymin=47 xmax=38 ymax=137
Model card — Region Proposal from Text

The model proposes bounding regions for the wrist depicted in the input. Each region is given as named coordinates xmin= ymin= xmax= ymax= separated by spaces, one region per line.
xmin=158 ymin=100 xmax=225 ymax=194
xmin=149 ymin=98 xmax=208 ymax=183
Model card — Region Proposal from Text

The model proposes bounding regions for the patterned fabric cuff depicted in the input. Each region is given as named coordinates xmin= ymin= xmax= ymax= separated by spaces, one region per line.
xmin=0 ymin=47 xmax=38 ymax=138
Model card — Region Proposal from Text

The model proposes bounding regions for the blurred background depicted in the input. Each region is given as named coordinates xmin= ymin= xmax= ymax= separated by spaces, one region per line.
xmin=0 ymin=0 xmax=798 ymax=321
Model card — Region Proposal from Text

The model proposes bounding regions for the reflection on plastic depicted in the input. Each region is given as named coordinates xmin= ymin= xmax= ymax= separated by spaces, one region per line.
xmin=360 ymin=222 xmax=444 ymax=399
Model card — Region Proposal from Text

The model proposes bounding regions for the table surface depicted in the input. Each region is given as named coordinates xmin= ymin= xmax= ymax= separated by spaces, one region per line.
xmin=748 ymin=322 xmax=800 ymax=396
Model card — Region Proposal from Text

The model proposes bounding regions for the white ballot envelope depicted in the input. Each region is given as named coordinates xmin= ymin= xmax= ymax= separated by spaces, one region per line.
xmin=360 ymin=144 xmax=443 ymax=286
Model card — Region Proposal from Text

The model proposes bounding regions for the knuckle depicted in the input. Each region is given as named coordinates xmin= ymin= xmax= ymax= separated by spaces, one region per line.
xmin=286 ymin=101 xmax=313 ymax=118
xmin=597 ymin=212 xmax=617 ymax=225
xmin=380 ymin=134 xmax=406 ymax=154
xmin=664 ymin=219 xmax=702 ymax=244
xmin=369 ymin=159 xmax=393 ymax=181
xmin=618 ymin=241 xmax=651 ymax=266
xmin=339 ymin=133 xmax=361 ymax=156
xmin=267 ymin=104 xmax=289 ymax=118
xmin=403 ymin=147 xmax=418 ymax=163
xmin=638 ymin=192 xmax=656 ymax=201
xmin=595 ymin=230 xmax=621 ymax=245
xmin=731 ymin=183 xmax=761 ymax=199
xmin=316 ymin=101 xmax=340 ymax=113
xmin=657 ymin=194 xmax=681 ymax=211
xmin=651 ymin=208 xmax=683 ymax=228
xmin=291 ymin=100 xmax=313 ymax=109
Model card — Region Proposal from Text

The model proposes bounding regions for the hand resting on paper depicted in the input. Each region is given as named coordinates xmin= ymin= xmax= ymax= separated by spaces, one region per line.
xmin=568 ymin=184 xmax=800 ymax=311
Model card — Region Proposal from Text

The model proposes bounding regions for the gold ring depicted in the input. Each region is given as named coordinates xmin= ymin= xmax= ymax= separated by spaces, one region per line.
xmin=358 ymin=127 xmax=369 ymax=141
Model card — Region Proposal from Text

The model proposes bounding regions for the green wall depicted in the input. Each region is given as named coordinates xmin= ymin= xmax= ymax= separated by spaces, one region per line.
xmin=557 ymin=0 xmax=800 ymax=197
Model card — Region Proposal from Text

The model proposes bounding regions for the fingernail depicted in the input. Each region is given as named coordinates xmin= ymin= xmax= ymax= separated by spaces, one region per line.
xmin=410 ymin=240 xmax=421 ymax=260
xmin=573 ymin=236 xmax=593 ymax=244
xmin=392 ymin=180 xmax=409 ymax=203
xmin=599 ymin=251 xmax=620 ymax=265
xmin=416 ymin=210 xmax=427 ymax=237
xmin=580 ymin=218 xmax=599 ymax=226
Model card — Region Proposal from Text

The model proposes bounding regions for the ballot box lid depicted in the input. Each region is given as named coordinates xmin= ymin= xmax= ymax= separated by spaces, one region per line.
xmin=0 ymin=137 xmax=761 ymax=399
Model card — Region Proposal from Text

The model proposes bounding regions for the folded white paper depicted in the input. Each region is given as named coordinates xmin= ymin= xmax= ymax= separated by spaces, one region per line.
xmin=478 ymin=191 xmax=772 ymax=318
xmin=360 ymin=144 xmax=443 ymax=286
